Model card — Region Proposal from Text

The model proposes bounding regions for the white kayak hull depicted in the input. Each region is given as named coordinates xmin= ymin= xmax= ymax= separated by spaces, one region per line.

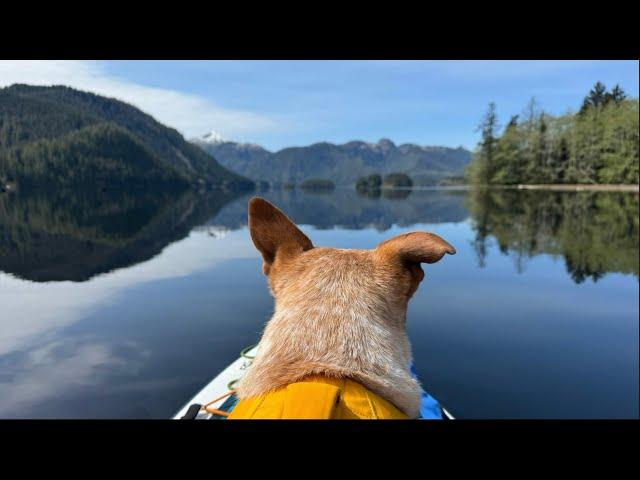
xmin=173 ymin=345 xmax=454 ymax=420
xmin=173 ymin=346 xmax=258 ymax=420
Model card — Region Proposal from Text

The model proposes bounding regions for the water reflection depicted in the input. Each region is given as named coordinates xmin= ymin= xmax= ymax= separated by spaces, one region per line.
xmin=0 ymin=186 xmax=637 ymax=418
xmin=206 ymin=188 xmax=468 ymax=232
xmin=465 ymin=189 xmax=639 ymax=283
xmin=1 ymin=187 xmax=636 ymax=285
xmin=0 ymin=188 xmax=244 ymax=282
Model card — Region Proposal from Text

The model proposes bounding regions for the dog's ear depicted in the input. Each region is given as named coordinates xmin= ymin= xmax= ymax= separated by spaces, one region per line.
xmin=376 ymin=231 xmax=455 ymax=271
xmin=248 ymin=197 xmax=313 ymax=275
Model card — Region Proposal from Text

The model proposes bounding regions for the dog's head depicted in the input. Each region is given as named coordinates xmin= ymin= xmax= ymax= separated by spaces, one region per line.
xmin=248 ymin=197 xmax=455 ymax=318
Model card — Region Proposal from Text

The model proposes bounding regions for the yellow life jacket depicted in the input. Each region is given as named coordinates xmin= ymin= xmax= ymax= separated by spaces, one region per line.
xmin=228 ymin=375 xmax=408 ymax=419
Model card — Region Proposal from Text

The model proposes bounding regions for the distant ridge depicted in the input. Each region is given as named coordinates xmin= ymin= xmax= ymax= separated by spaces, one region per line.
xmin=192 ymin=135 xmax=472 ymax=186
xmin=0 ymin=85 xmax=253 ymax=190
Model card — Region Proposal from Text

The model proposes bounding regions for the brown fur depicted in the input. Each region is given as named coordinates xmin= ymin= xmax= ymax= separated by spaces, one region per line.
xmin=237 ymin=197 xmax=455 ymax=417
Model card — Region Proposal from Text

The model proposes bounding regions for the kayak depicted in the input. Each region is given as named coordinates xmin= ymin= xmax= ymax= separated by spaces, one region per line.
xmin=173 ymin=344 xmax=454 ymax=420
xmin=173 ymin=345 xmax=258 ymax=420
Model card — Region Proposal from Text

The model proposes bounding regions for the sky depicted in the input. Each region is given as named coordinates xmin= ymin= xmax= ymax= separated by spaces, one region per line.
xmin=1 ymin=60 xmax=638 ymax=151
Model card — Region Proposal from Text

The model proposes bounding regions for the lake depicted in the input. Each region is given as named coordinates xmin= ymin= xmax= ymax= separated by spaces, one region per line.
xmin=0 ymin=187 xmax=637 ymax=418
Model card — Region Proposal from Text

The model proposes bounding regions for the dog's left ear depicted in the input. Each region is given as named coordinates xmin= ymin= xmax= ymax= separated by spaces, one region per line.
xmin=248 ymin=197 xmax=313 ymax=275
xmin=376 ymin=231 xmax=456 ymax=271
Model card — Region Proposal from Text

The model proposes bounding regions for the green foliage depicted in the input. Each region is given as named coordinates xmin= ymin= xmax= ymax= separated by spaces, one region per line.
xmin=466 ymin=83 xmax=639 ymax=185
xmin=490 ymin=115 xmax=522 ymax=185
xmin=0 ymin=84 xmax=253 ymax=190
xmin=0 ymin=123 xmax=189 ymax=189
xmin=466 ymin=102 xmax=499 ymax=185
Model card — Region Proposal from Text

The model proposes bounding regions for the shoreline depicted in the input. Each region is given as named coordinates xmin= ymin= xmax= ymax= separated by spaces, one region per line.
xmin=508 ymin=184 xmax=639 ymax=192
xmin=340 ymin=184 xmax=639 ymax=192
xmin=393 ymin=184 xmax=639 ymax=192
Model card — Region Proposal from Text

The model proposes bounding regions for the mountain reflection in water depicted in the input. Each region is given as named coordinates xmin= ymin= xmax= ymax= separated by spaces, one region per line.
xmin=1 ymin=187 xmax=636 ymax=284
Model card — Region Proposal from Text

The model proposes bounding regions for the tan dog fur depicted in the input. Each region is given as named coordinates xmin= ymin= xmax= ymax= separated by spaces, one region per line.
xmin=236 ymin=197 xmax=455 ymax=417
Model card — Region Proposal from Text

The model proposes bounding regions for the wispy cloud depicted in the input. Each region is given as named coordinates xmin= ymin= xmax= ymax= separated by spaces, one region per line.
xmin=1 ymin=60 xmax=636 ymax=150
xmin=0 ymin=229 xmax=257 ymax=357
xmin=0 ymin=336 xmax=150 ymax=417
xmin=0 ymin=60 xmax=279 ymax=139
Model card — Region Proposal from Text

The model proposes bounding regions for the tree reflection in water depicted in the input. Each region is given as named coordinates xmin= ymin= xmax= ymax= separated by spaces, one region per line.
xmin=465 ymin=188 xmax=639 ymax=283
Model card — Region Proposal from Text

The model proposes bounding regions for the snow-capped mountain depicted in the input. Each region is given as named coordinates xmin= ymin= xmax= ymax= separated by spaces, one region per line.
xmin=199 ymin=130 xmax=228 ymax=144
xmin=193 ymin=131 xmax=264 ymax=151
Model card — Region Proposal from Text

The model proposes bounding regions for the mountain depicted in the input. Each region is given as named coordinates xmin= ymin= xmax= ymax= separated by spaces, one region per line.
xmin=192 ymin=135 xmax=472 ymax=186
xmin=0 ymin=85 xmax=253 ymax=190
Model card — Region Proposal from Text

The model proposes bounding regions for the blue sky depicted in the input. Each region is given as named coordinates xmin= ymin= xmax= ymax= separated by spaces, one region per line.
xmin=1 ymin=60 xmax=638 ymax=151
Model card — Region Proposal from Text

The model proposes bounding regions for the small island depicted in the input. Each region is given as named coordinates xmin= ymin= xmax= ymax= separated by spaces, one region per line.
xmin=355 ymin=174 xmax=382 ymax=192
xmin=354 ymin=173 xmax=415 ymax=199
xmin=355 ymin=173 xmax=414 ymax=191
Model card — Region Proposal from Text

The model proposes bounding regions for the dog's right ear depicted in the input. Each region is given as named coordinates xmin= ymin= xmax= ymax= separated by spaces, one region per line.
xmin=376 ymin=230 xmax=455 ymax=271
xmin=248 ymin=197 xmax=313 ymax=275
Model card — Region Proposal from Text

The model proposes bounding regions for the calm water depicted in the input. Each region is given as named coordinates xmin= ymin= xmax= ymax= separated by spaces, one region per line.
xmin=0 ymin=187 xmax=638 ymax=418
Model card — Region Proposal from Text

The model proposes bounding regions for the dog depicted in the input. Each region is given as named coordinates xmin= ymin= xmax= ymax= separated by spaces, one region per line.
xmin=232 ymin=197 xmax=455 ymax=418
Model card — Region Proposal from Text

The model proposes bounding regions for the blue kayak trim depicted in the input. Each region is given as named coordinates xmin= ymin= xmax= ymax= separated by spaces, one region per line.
xmin=210 ymin=363 xmax=446 ymax=420
xmin=409 ymin=362 xmax=443 ymax=420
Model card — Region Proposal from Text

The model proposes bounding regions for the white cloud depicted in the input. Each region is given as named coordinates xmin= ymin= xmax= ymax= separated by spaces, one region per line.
xmin=0 ymin=340 xmax=118 ymax=411
xmin=0 ymin=337 xmax=152 ymax=416
xmin=0 ymin=60 xmax=278 ymax=140
xmin=0 ymin=229 xmax=257 ymax=358
xmin=0 ymin=226 xmax=259 ymax=417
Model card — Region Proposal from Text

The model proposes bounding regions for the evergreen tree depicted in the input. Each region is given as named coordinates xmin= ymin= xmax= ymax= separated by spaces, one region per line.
xmin=467 ymin=102 xmax=499 ymax=184
xmin=521 ymin=97 xmax=540 ymax=183
xmin=581 ymin=81 xmax=608 ymax=112
xmin=466 ymin=83 xmax=638 ymax=186
xmin=551 ymin=136 xmax=570 ymax=183
xmin=609 ymin=84 xmax=627 ymax=104
xmin=536 ymin=113 xmax=550 ymax=183
xmin=492 ymin=115 xmax=522 ymax=184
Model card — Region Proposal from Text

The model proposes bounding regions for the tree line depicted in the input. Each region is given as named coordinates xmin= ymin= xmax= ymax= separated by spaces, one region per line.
xmin=465 ymin=82 xmax=639 ymax=185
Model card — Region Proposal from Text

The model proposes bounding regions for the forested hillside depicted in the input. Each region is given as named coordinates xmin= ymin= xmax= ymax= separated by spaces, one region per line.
xmin=0 ymin=84 xmax=253 ymax=190
xmin=466 ymin=82 xmax=639 ymax=185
